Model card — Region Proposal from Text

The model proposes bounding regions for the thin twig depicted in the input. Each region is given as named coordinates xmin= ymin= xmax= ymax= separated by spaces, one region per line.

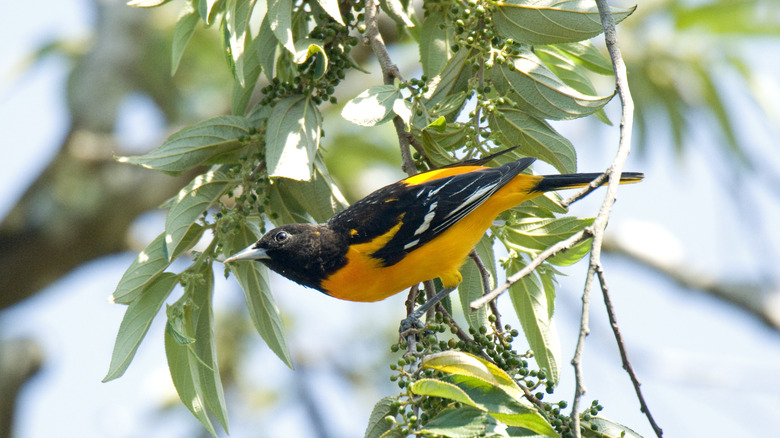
xmin=570 ymin=231 xmax=598 ymax=437
xmin=470 ymin=229 xmax=591 ymax=309
xmin=560 ymin=172 xmax=609 ymax=208
xmin=423 ymin=280 xmax=437 ymax=321
xmin=362 ymin=0 xmax=420 ymax=176
xmin=435 ymin=302 xmax=475 ymax=345
xmin=362 ymin=0 xmax=401 ymax=84
xmin=471 ymin=19 xmax=486 ymax=144
xmin=570 ymin=0 xmax=639 ymax=436
xmin=468 ymin=251 xmax=503 ymax=329
xmin=518 ymin=381 xmax=547 ymax=412
xmin=596 ymin=266 xmax=664 ymax=437
xmin=393 ymin=117 xmax=419 ymax=175
xmin=405 ymin=283 xmax=420 ymax=316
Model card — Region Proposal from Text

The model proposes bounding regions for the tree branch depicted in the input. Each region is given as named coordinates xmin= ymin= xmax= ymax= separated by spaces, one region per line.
xmin=571 ymin=0 xmax=648 ymax=436
xmin=603 ymin=231 xmax=780 ymax=330
xmin=362 ymin=0 xmax=419 ymax=176
xmin=468 ymin=251 xmax=503 ymax=330
xmin=596 ymin=266 xmax=664 ymax=437
xmin=470 ymin=229 xmax=590 ymax=309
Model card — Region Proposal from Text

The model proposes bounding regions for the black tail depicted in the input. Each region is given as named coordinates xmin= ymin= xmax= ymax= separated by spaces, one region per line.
xmin=532 ymin=172 xmax=644 ymax=193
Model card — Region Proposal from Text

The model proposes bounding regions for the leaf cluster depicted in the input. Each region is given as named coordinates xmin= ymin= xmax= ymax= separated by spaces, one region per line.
xmin=370 ymin=318 xmax=642 ymax=438
xmin=106 ymin=0 xmax=642 ymax=435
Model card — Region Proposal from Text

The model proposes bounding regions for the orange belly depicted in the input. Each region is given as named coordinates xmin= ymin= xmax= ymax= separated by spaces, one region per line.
xmin=321 ymin=174 xmax=543 ymax=302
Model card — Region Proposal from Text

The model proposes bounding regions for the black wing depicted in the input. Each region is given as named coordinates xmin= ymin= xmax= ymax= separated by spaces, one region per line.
xmin=368 ymin=158 xmax=535 ymax=266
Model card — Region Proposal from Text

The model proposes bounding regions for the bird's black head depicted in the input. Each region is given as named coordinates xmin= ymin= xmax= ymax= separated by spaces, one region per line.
xmin=225 ymin=223 xmax=348 ymax=293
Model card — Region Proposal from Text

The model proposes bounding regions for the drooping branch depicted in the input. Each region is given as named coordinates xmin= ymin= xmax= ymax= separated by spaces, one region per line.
xmin=362 ymin=0 xmax=421 ymax=176
xmin=603 ymin=231 xmax=780 ymax=330
xmin=570 ymin=0 xmax=654 ymax=436
xmin=596 ymin=266 xmax=664 ymax=437
xmin=471 ymin=229 xmax=591 ymax=309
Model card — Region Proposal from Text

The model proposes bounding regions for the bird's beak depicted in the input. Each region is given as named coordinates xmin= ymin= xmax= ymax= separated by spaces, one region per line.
xmin=225 ymin=245 xmax=269 ymax=263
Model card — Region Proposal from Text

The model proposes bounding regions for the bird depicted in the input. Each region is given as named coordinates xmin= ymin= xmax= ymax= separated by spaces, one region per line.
xmin=225 ymin=150 xmax=642 ymax=305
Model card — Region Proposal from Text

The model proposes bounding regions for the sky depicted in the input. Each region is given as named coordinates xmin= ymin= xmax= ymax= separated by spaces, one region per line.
xmin=2 ymin=1 xmax=780 ymax=437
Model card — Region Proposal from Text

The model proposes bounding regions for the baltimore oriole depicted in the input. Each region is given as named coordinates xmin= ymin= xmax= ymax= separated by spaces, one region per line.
xmin=226 ymin=152 xmax=642 ymax=303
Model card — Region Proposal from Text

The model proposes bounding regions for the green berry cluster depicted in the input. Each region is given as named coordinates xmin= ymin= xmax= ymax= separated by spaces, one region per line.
xmin=386 ymin=312 xmax=463 ymax=435
xmin=450 ymin=0 xmax=494 ymax=54
xmin=213 ymin=131 xmax=269 ymax=246
xmin=383 ymin=310 xmax=609 ymax=436
xmin=259 ymin=4 xmax=363 ymax=108
xmin=546 ymin=399 xmax=606 ymax=437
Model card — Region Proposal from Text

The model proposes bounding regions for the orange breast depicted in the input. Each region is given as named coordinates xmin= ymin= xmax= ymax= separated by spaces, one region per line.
xmin=320 ymin=173 xmax=544 ymax=302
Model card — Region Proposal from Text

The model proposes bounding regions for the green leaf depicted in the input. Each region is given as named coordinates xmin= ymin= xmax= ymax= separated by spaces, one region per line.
xmin=378 ymin=429 xmax=407 ymax=438
xmin=266 ymin=95 xmax=322 ymax=180
xmin=427 ymin=91 xmax=468 ymax=120
xmin=381 ymin=0 xmax=415 ymax=27
xmin=458 ymin=236 xmax=494 ymax=332
xmin=232 ymin=31 xmax=265 ymax=115
xmin=116 ymin=115 xmax=254 ymax=176
xmin=425 ymin=116 xmax=447 ymax=132
xmin=128 ymin=0 xmax=173 ymax=7
xmin=166 ymin=304 xmax=196 ymax=345
xmin=199 ymin=0 xmax=223 ymax=25
xmin=420 ymin=9 xmax=455 ymax=78
xmin=502 ymin=216 xmax=593 ymax=255
xmin=247 ymin=97 xmax=273 ymax=127
xmin=165 ymin=319 xmax=217 ymax=437
xmin=490 ymin=50 xmax=613 ymax=121
xmin=165 ymin=169 xmax=233 ymax=259
xmin=422 ymin=351 xmax=522 ymax=399
xmin=257 ymin=12 xmax=278 ymax=80
xmin=104 ymin=272 xmax=179 ymax=382
xmin=111 ymin=234 xmax=170 ymax=305
xmin=420 ymin=406 xmax=504 ymax=438
xmin=488 ymin=106 xmax=576 ymax=173
xmin=418 ymin=121 xmax=469 ymax=167
xmin=224 ymin=221 xmax=293 ymax=368
xmin=412 ymin=372 xmax=558 ymax=437
xmin=553 ymin=41 xmax=614 ymax=76
xmin=364 ymin=396 xmax=396 ymax=438
xmin=316 ymin=0 xmax=345 ymax=25
xmin=581 ymin=417 xmax=644 ymax=438
xmin=268 ymin=0 xmax=295 ymax=53
xmin=171 ymin=0 xmax=200 ymax=75
xmin=491 ymin=0 xmax=635 ymax=44
xmin=293 ymin=38 xmax=329 ymax=79
xmin=501 ymin=213 xmax=595 ymax=268
xmin=268 ymin=155 xmax=348 ymax=224
xmin=190 ymin=265 xmax=229 ymax=432
xmin=111 ymin=225 xmax=204 ymax=305
xmin=411 ymin=378 xmax=478 ymax=406
xmin=341 ymin=85 xmax=402 ymax=127
xmin=534 ymin=45 xmax=612 ymax=125
xmin=425 ymin=47 xmax=473 ymax=108
xmin=506 ymin=263 xmax=561 ymax=385
xmin=446 ymin=374 xmax=556 ymax=436
xmin=225 ymin=0 xmax=255 ymax=87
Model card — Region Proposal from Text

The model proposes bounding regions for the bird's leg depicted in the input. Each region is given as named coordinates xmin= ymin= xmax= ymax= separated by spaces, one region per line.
xmin=399 ymin=286 xmax=456 ymax=334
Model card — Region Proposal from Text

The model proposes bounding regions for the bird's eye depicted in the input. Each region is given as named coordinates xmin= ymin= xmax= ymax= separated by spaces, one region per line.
xmin=274 ymin=231 xmax=289 ymax=243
